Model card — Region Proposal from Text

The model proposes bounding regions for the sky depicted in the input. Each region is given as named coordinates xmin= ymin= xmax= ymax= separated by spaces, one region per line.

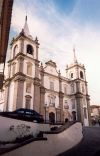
xmin=6 ymin=0 xmax=100 ymax=105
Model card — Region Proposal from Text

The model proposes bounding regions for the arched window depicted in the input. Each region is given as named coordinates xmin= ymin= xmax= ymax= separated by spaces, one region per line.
xmin=13 ymin=45 xmax=18 ymax=58
xmin=71 ymin=73 xmax=73 ymax=78
xmin=80 ymin=71 xmax=84 ymax=79
xmin=27 ymin=44 xmax=33 ymax=55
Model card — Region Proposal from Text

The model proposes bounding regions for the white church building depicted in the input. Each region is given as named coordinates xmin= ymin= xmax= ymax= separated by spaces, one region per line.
xmin=0 ymin=16 xmax=91 ymax=126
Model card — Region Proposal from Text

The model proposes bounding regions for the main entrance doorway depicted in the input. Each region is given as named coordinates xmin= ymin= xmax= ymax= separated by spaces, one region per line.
xmin=49 ymin=112 xmax=55 ymax=123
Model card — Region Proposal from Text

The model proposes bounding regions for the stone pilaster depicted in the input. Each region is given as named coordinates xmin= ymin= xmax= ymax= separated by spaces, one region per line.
xmin=35 ymin=60 xmax=40 ymax=78
xmin=59 ymin=91 xmax=64 ymax=122
xmin=20 ymin=38 xmax=24 ymax=53
xmin=35 ymin=37 xmax=39 ymax=60
xmin=17 ymin=55 xmax=24 ymax=73
xmin=39 ymin=64 xmax=45 ymax=115
xmin=40 ymin=86 xmax=45 ymax=115
xmin=33 ymin=77 xmax=40 ymax=112
xmin=58 ymin=71 xmax=64 ymax=122
xmin=75 ymin=93 xmax=84 ymax=123
xmin=13 ymin=74 xmax=25 ymax=109
xmin=86 ymin=94 xmax=91 ymax=126
xmin=4 ymin=80 xmax=10 ymax=111
xmin=76 ymin=80 xmax=81 ymax=93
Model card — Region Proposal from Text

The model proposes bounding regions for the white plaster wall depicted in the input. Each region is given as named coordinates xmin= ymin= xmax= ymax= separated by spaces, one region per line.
xmin=44 ymin=65 xmax=58 ymax=76
xmin=23 ymin=59 xmax=35 ymax=78
xmin=3 ymin=122 xmax=83 ymax=156
xmin=62 ymin=81 xmax=70 ymax=94
xmin=80 ymin=82 xmax=86 ymax=94
xmin=44 ymin=75 xmax=59 ymax=92
xmin=8 ymin=81 xmax=14 ymax=111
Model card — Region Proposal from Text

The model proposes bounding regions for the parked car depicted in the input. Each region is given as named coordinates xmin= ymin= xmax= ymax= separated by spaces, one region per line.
xmin=0 ymin=108 xmax=44 ymax=123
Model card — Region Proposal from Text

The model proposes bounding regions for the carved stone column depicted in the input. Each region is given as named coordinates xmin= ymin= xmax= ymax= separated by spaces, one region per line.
xmin=86 ymin=95 xmax=91 ymax=126
xmin=17 ymin=55 xmax=24 ymax=73
xmin=35 ymin=60 xmax=40 ymax=78
xmin=20 ymin=38 xmax=24 ymax=53
xmin=40 ymin=65 xmax=45 ymax=115
xmin=75 ymin=93 xmax=84 ymax=123
xmin=13 ymin=74 xmax=25 ymax=109
xmin=40 ymin=86 xmax=45 ymax=115
xmin=33 ymin=77 xmax=40 ymax=112
xmin=4 ymin=80 xmax=10 ymax=111
xmin=58 ymin=71 xmax=64 ymax=122
xmin=59 ymin=91 xmax=64 ymax=122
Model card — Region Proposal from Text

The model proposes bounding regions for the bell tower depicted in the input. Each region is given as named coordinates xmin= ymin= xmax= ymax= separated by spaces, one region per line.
xmin=4 ymin=16 xmax=41 ymax=112
xmin=66 ymin=48 xmax=90 ymax=126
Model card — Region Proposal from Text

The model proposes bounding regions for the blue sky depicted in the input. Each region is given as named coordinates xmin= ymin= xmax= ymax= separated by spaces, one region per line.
xmin=7 ymin=0 xmax=100 ymax=105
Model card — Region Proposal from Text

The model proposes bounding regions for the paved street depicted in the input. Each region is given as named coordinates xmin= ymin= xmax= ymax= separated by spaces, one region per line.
xmin=58 ymin=127 xmax=100 ymax=156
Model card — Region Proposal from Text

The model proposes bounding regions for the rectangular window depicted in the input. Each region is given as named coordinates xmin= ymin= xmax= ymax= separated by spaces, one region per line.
xmin=26 ymin=83 xmax=31 ymax=93
xmin=50 ymin=81 xmax=54 ymax=90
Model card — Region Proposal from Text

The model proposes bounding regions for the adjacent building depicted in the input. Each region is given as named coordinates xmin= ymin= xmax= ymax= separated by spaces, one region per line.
xmin=0 ymin=16 xmax=91 ymax=126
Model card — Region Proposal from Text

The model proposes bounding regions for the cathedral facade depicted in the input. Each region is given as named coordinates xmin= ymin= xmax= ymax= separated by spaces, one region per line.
xmin=0 ymin=17 xmax=91 ymax=126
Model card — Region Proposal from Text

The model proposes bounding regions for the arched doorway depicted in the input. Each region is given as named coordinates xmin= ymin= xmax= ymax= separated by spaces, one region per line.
xmin=49 ymin=112 xmax=55 ymax=123
xmin=72 ymin=111 xmax=76 ymax=121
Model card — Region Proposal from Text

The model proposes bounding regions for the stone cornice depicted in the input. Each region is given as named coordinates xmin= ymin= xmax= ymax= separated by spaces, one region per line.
xmin=40 ymin=86 xmax=46 ymax=94
xmin=59 ymin=91 xmax=64 ymax=98
xmin=86 ymin=94 xmax=90 ymax=100
xmin=46 ymin=88 xmax=59 ymax=95
xmin=13 ymin=73 xmax=26 ymax=82
xmin=44 ymin=71 xmax=59 ymax=80
xmin=8 ymin=52 xmax=38 ymax=63
xmin=25 ymin=95 xmax=32 ymax=98
xmin=4 ymin=80 xmax=10 ymax=87
xmin=75 ymin=92 xmax=83 ymax=98
xmin=33 ymin=77 xmax=41 ymax=86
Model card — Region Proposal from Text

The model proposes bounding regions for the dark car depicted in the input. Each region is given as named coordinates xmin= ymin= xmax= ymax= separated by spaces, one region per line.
xmin=0 ymin=108 xmax=44 ymax=123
